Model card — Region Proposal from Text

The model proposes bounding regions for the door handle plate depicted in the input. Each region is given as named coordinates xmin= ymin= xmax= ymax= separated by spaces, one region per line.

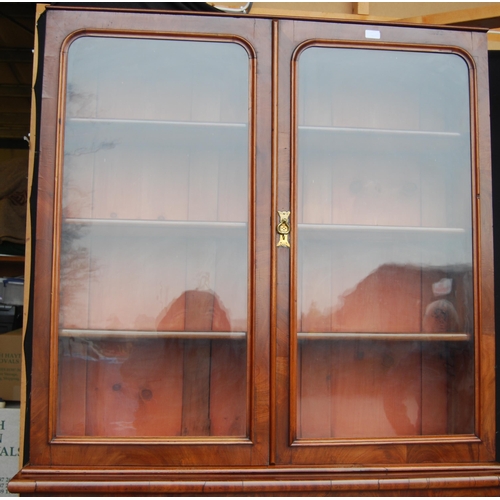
xmin=277 ymin=211 xmax=291 ymax=248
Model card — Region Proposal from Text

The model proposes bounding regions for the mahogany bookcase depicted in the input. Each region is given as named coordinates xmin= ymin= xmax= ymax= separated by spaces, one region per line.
xmin=9 ymin=5 xmax=500 ymax=496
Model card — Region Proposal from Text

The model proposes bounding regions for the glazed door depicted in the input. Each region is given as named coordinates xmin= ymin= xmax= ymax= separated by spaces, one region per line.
xmin=275 ymin=20 xmax=492 ymax=465
xmin=31 ymin=10 xmax=272 ymax=467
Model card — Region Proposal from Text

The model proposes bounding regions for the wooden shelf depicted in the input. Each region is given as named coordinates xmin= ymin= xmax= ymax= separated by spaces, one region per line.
xmin=62 ymin=219 xmax=248 ymax=240
xmin=0 ymin=255 xmax=25 ymax=262
xmin=298 ymin=223 xmax=466 ymax=234
xmin=298 ymin=125 xmax=461 ymax=138
xmin=63 ymin=218 xmax=246 ymax=229
xmin=0 ymin=255 xmax=25 ymax=278
xmin=60 ymin=329 xmax=246 ymax=340
xmin=298 ymin=332 xmax=470 ymax=341
xmin=68 ymin=117 xmax=247 ymax=128
xmin=297 ymin=124 xmax=466 ymax=154
xmin=297 ymin=223 xmax=470 ymax=245
xmin=64 ymin=117 xmax=249 ymax=152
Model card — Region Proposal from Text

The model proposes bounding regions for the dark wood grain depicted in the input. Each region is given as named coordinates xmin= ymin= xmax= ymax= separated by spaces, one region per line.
xmin=9 ymin=465 xmax=500 ymax=495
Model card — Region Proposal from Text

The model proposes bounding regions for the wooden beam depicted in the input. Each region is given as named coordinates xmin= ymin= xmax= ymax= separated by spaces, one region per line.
xmin=400 ymin=4 xmax=500 ymax=28
xmin=353 ymin=3 xmax=370 ymax=17
xmin=488 ymin=31 xmax=500 ymax=50
xmin=242 ymin=5 xmax=396 ymax=22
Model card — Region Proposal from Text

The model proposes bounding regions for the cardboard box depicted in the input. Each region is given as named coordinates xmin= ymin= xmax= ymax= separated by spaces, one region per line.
xmin=0 ymin=331 xmax=21 ymax=402
xmin=0 ymin=407 xmax=20 ymax=496
xmin=0 ymin=280 xmax=24 ymax=307
xmin=0 ymin=308 xmax=16 ymax=336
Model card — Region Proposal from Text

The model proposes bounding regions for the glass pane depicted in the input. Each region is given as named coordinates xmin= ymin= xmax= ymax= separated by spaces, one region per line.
xmin=297 ymin=47 xmax=474 ymax=439
xmin=57 ymin=37 xmax=249 ymax=437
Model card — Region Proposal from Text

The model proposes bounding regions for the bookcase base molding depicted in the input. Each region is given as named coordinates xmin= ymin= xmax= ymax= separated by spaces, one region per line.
xmin=9 ymin=466 xmax=500 ymax=496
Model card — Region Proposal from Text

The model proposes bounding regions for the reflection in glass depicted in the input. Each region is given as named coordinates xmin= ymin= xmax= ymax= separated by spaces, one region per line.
xmin=57 ymin=37 xmax=249 ymax=437
xmin=297 ymin=47 xmax=474 ymax=438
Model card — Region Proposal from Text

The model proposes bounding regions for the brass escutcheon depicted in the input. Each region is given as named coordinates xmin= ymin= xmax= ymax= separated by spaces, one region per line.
xmin=277 ymin=211 xmax=291 ymax=248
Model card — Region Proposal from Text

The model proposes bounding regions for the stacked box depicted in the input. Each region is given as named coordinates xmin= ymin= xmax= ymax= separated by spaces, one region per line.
xmin=0 ymin=331 xmax=21 ymax=402
xmin=0 ymin=407 xmax=19 ymax=496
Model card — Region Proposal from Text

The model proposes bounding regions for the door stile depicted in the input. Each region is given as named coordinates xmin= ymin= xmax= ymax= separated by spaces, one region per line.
xmin=274 ymin=19 xmax=295 ymax=465
xmin=473 ymin=29 xmax=496 ymax=462
xmin=269 ymin=18 xmax=280 ymax=467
